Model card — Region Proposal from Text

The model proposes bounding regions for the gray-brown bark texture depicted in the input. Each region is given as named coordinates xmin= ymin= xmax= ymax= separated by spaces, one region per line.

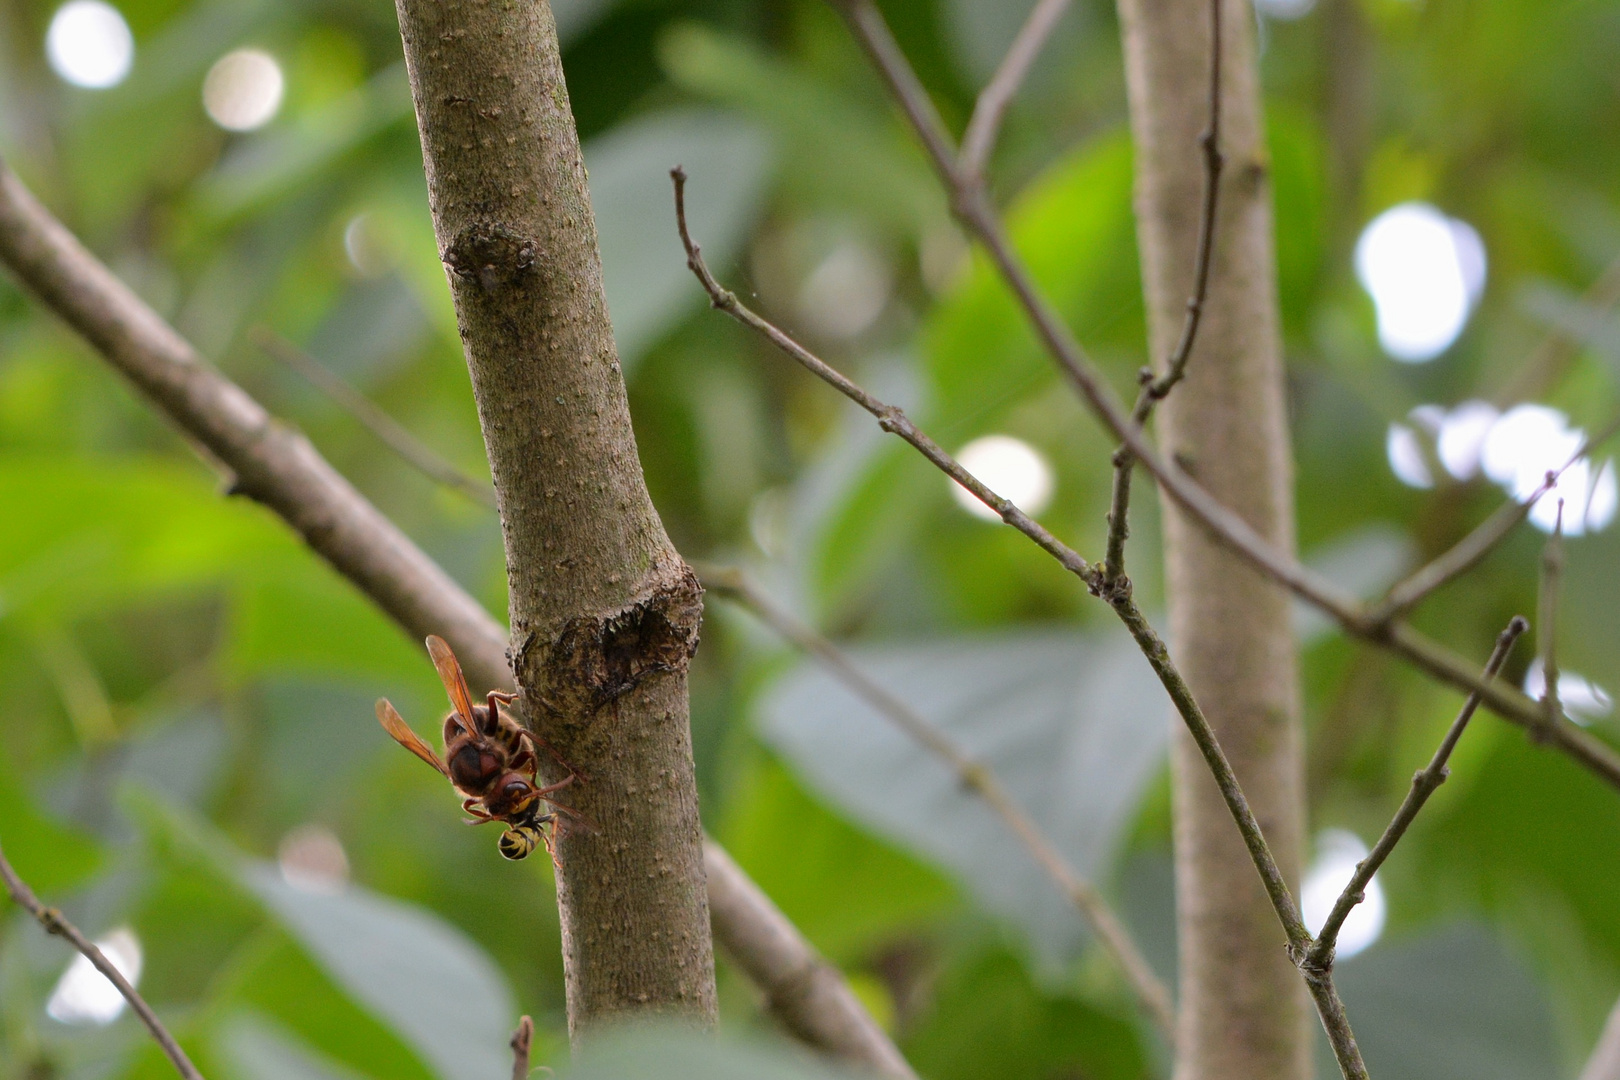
xmin=392 ymin=0 xmax=716 ymax=1037
xmin=1116 ymin=1 xmax=1311 ymax=1078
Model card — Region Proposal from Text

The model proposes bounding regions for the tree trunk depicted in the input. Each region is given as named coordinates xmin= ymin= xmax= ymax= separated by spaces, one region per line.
xmin=392 ymin=0 xmax=716 ymax=1039
xmin=1115 ymin=2 xmax=1312 ymax=1078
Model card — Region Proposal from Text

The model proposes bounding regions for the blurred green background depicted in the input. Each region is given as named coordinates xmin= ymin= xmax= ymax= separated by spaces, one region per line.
xmin=1 ymin=0 xmax=1618 ymax=1077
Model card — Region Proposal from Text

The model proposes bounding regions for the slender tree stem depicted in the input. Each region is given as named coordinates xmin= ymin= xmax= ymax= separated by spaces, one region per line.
xmin=703 ymin=566 xmax=1177 ymax=1044
xmin=0 ymin=155 xmax=908 ymax=1077
xmin=957 ymin=0 xmax=1072 ymax=180
xmin=1306 ymin=617 xmax=1527 ymax=965
xmin=392 ymin=0 xmax=715 ymax=1035
xmin=0 ymin=841 xmax=204 ymax=1080
xmin=1102 ymin=0 xmax=1224 ymax=585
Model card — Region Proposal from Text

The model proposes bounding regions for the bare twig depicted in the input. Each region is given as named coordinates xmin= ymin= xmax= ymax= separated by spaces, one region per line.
xmin=673 ymin=167 xmax=1092 ymax=584
xmin=702 ymin=566 xmax=1177 ymax=1043
xmin=674 ymin=185 xmax=1311 ymax=1016
xmin=704 ymin=840 xmax=919 ymax=1080
xmin=1580 ymin=992 xmax=1620 ymax=1080
xmin=510 ymin=1015 xmax=533 ymax=1080
xmin=251 ymin=328 xmax=497 ymax=508
xmin=823 ymin=0 xmax=1620 ymax=797
xmin=1306 ymin=617 xmax=1527 ymax=965
xmin=0 ymin=156 xmax=910 ymax=1078
xmin=1102 ymin=0 xmax=1224 ymax=584
xmin=957 ymin=0 xmax=1072 ymax=180
xmin=1537 ymin=502 xmax=1565 ymax=738
xmin=0 ymin=841 xmax=203 ymax=1080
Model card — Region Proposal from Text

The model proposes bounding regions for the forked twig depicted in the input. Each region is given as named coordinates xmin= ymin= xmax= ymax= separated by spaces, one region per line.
xmin=0 ymin=840 xmax=204 ymax=1080
xmin=1305 ymin=617 xmax=1527 ymax=965
xmin=251 ymin=328 xmax=498 ymax=509
xmin=823 ymin=0 xmax=1620 ymax=793
xmin=674 ymin=175 xmax=1310 ymax=1034
xmin=702 ymin=566 xmax=1176 ymax=1043
xmin=1102 ymin=0 xmax=1224 ymax=584
xmin=1373 ymin=414 xmax=1620 ymax=623
xmin=958 ymin=0 xmax=1073 ymax=180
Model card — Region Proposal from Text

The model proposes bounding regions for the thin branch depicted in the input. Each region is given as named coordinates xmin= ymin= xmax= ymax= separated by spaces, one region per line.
xmin=674 ymin=177 xmax=1312 ymax=969
xmin=704 ymin=840 xmax=919 ymax=1080
xmin=251 ymin=328 xmax=498 ymax=509
xmin=1373 ymin=413 xmax=1620 ymax=623
xmin=0 ymin=840 xmax=204 ymax=1080
xmin=1306 ymin=617 xmax=1527 ymax=966
xmin=701 ymin=566 xmax=1177 ymax=1044
xmin=1102 ymin=0 xmax=1224 ymax=584
xmin=957 ymin=0 xmax=1072 ymax=180
xmin=0 ymin=155 xmax=910 ymax=1079
xmin=1580 ymin=991 xmax=1620 ymax=1080
xmin=672 ymin=167 xmax=1092 ymax=584
xmin=510 ymin=1015 xmax=533 ymax=1080
xmin=1537 ymin=502 xmax=1565 ymax=739
xmin=823 ymin=0 xmax=1620 ymax=799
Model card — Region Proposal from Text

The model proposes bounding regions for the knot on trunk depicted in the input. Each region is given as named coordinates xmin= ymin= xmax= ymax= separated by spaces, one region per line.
xmin=535 ymin=564 xmax=702 ymax=725
xmin=444 ymin=222 xmax=537 ymax=291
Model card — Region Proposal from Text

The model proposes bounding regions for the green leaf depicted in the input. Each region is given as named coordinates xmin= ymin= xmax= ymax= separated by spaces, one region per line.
xmin=903 ymin=945 xmax=1147 ymax=1080
xmin=1328 ymin=924 xmax=1561 ymax=1080
xmin=759 ymin=628 xmax=1168 ymax=969
xmin=128 ymin=792 xmax=517 ymax=1080
xmin=0 ymin=755 xmax=102 ymax=896
xmin=923 ymin=131 xmax=1140 ymax=431
xmin=658 ymin=23 xmax=945 ymax=237
xmin=719 ymin=755 xmax=956 ymax=962
xmin=217 ymin=1010 xmax=374 ymax=1080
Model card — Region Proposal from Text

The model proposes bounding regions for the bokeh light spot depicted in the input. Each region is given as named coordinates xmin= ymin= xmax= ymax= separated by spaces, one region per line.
xmin=950 ymin=435 xmax=1054 ymax=522
xmin=1480 ymin=403 xmax=1615 ymax=534
xmin=45 ymin=1 xmax=133 ymax=89
xmin=46 ymin=928 xmax=142 ymax=1025
xmin=1436 ymin=399 xmax=1499 ymax=480
xmin=1301 ymin=830 xmax=1385 ymax=960
xmin=203 ymin=48 xmax=284 ymax=132
xmin=1386 ymin=422 xmax=1434 ymax=489
xmin=278 ymin=823 xmax=350 ymax=895
xmin=1524 ymin=667 xmax=1614 ymax=726
xmin=797 ymin=240 xmax=891 ymax=341
xmin=1355 ymin=203 xmax=1485 ymax=362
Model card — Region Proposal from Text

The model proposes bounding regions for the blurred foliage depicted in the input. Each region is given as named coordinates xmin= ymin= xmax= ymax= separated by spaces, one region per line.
xmin=0 ymin=0 xmax=1618 ymax=1077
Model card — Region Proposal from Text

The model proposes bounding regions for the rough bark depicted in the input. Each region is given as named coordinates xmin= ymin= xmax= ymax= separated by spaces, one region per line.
xmin=391 ymin=0 xmax=715 ymax=1035
xmin=1115 ymin=2 xmax=1312 ymax=1078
